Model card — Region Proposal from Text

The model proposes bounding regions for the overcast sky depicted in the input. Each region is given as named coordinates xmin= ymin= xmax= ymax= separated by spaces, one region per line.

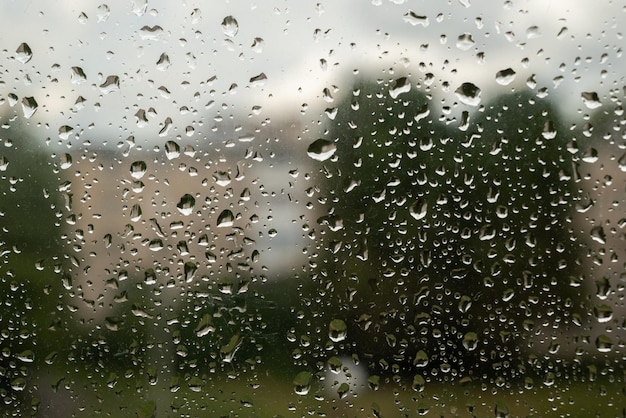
xmin=1 ymin=0 xmax=623 ymax=147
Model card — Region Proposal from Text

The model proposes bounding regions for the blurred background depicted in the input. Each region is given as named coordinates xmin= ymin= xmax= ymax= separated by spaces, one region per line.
xmin=0 ymin=1 xmax=624 ymax=416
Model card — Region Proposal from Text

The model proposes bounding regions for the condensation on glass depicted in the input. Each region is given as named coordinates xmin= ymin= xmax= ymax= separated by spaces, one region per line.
xmin=0 ymin=1 xmax=624 ymax=416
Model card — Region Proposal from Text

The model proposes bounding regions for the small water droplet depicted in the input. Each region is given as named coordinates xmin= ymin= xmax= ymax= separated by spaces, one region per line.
xmin=71 ymin=66 xmax=87 ymax=84
xmin=455 ymin=82 xmax=481 ymax=106
xmin=307 ymin=139 xmax=336 ymax=161
xmin=221 ymin=16 xmax=239 ymax=37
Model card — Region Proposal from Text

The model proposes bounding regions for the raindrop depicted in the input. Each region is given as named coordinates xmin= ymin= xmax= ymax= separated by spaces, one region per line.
xmin=541 ymin=120 xmax=557 ymax=139
xmin=403 ymin=11 xmax=429 ymax=27
xmin=293 ymin=371 xmax=313 ymax=395
xmin=590 ymin=226 xmax=606 ymax=244
xmin=164 ymin=141 xmax=180 ymax=160
xmin=15 ymin=42 xmax=32 ymax=63
xmin=195 ymin=314 xmax=215 ymax=337
xmin=389 ymin=77 xmax=411 ymax=99
xmin=456 ymin=33 xmax=475 ymax=50
xmin=129 ymin=204 xmax=142 ymax=222
xmin=217 ymin=209 xmax=234 ymax=227
xmin=58 ymin=125 xmax=74 ymax=140
xmin=221 ymin=16 xmax=239 ymax=37
xmin=220 ymin=334 xmax=242 ymax=363
xmin=328 ymin=319 xmax=347 ymax=342
xmin=140 ymin=25 xmax=164 ymax=40
xmin=250 ymin=73 xmax=267 ymax=86
xmin=581 ymin=92 xmax=601 ymax=109
xmin=409 ymin=199 xmax=428 ymax=220
xmin=21 ymin=97 xmax=38 ymax=119
xmin=413 ymin=350 xmax=429 ymax=367
xmin=16 ymin=350 xmax=35 ymax=363
xmin=177 ymin=194 xmax=195 ymax=216
xmin=156 ymin=53 xmax=170 ymax=71
xmin=71 ymin=66 xmax=87 ymax=84
xmin=593 ymin=304 xmax=613 ymax=323
xmin=99 ymin=75 xmax=120 ymax=94
xmin=184 ymin=261 xmax=197 ymax=283
xmin=412 ymin=374 xmax=426 ymax=392
xmin=455 ymin=82 xmax=481 ymax=106
xmin=595 ymin=335 xmax=612 ymax=352
xmin=130 ymin=161 xmax=147 ymax=179
xmin=462 ymin=332 xmax=478 ymax=351
xmin=307 ymin=138 xmax=336 ymax=161
xmin=495 ymin=68 xmax=516 ymax=85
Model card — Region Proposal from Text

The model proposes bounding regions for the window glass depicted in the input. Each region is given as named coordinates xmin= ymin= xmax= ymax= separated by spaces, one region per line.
xmin=1 ymin=1 xmax=624 ymax=416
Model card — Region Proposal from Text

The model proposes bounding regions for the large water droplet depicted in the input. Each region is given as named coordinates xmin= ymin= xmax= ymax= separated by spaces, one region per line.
xmin=58 ymin=125 xmax=74 ymax=140
xmin=590 ymin=226 xmax=606 ymax=244
xmin=403 ymin=11 xmax=429 ymax=27
xmin=220 ymin=333 xmax=242 ymax=363
xmin=129 ymin=204 xmax=142 ymax=222
xmin=412 ymin=374 xmax=426 ymax=392
xmin=221 ymin=16 xmax=239 ymax=37
xmin=593 ymin=304 xmax=613 ymax=323
xmin=307 ymin=139 xmax=336 ymax=161
xmin=164 ymin=141 xmax=180 ymax=160
xmin=15 ymin=43 xmax=32 ymax=63
xmin=99 ymin=75 xmax=120 ymax=94
xmin=217 ymin=209 xmax=234 ymax=227
xmin=71 ymin=66 xmax=87 ymax=84
xmin=130 ymin=161 xmax=147 ymax=179
xmin=462 ymin=332 xmax=478 ymax=351
xmin=495 ymin=68 xmax=516 ymax=85
xmin=456 ymin=33 xmax=475 ymax=50
xmin=581 ymin=91 xmax=601 ymax=109
xmin=595 ymin=335 xmax=613 ymax=352
xmin=455 ymin=82 xmax=481 ymax=106
xmin=389 ymin=77 xmax=411 ymax=98
xmin=409 ymin=199 xmax=428 ymax=220
xmin=195 ymin=314 xmax=215 ymax=337
xmin=177 ymin=194 xmax=195 ymax=216
xmin=328 ymin=319 xmax=347 ymax=342
xmin=293 ymin=371 xmax=313 ymax=395
xmin=21 ymin=97 xmax=38 ymax=119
